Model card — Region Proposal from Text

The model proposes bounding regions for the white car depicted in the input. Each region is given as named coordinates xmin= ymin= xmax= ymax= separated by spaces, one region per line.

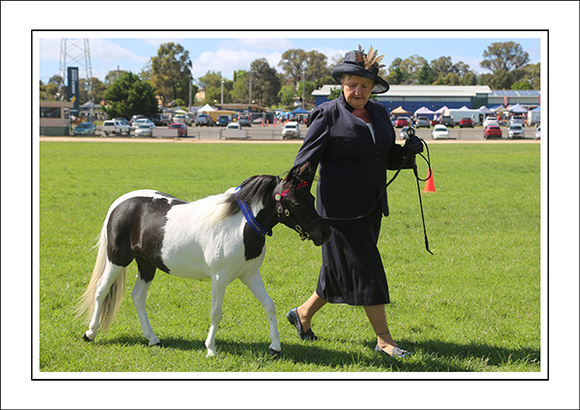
xmin=135 ymin=124 xmax=154 ymax=137
xmin=483 ymin=117 xmax=499 ymax=127
xmin=226 ymin=122 xmax=241 ymax=130
xmin=132 ymin=118 xmax=156 ymax=130
xmin=431 ymin=124 xmax=449 ymax=139
xmin=508 ymin=124 xmax=525 ymax=139
xmin=282 ymin=121 xmax=301 ymax=139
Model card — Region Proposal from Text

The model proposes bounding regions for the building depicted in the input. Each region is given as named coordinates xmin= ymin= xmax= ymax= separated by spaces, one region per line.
xmin=40 ymin=101 xmax=73 ymax=136
xmin=312 ymin=84 xmax=540 ymax=115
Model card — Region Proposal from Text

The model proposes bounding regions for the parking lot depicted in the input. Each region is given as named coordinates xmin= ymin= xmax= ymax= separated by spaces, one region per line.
xmin=83 ymin=123 xmax=539 ymax=142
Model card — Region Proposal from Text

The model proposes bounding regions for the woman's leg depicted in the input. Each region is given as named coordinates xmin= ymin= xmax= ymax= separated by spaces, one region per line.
xmin=296 ymin=292 xmax=327 ymax=332
xmin=363 ymin=304 xmax=399 ymax=352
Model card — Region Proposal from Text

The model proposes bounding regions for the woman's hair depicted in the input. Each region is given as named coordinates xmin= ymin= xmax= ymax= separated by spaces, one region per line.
xmin=340 ymin=74 xmax=375 ymax=85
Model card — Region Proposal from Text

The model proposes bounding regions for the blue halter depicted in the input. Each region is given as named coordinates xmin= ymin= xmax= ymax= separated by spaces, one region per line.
xmin=234 ymin=186 xmax=272 ymax=237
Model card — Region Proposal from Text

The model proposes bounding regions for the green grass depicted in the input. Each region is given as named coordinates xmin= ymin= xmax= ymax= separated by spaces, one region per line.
xmin=38 ymin=141 xmax=541 ymax=374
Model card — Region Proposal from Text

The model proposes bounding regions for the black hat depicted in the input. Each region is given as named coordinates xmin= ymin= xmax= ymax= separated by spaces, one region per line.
xmin=331 ymin=45 xmax=389 ymax=94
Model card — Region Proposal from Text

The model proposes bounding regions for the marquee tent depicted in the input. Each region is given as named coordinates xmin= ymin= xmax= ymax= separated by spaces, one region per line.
xmin=414 ymin=106 xmax=435 ymax=116
xmin=478 ymin=106 xmax=494 ymax=114
xmin=292 ymin=107 xmax=309 ymax=114
xmin=199 ymin=103 xmax=216 ymax=112
xmin=508 ymin=103 xmax=528 ymax=114
xmin=391 ymin=106 xmax=411 ymax=115
xmin=435 ymin=106 xmax=449 ymax=115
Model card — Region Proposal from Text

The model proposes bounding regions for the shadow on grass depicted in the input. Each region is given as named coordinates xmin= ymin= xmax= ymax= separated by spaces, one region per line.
xmin=95 ymin=334 xmax=539 ymax=373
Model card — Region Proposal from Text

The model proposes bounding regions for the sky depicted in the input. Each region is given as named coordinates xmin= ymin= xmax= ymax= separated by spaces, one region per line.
xmin=38 ymin=33 xmax=542 ymax=84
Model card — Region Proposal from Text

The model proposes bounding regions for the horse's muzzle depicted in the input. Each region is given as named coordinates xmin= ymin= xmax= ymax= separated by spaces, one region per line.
xmin=301 ymin=217 xmax=331 ymax=246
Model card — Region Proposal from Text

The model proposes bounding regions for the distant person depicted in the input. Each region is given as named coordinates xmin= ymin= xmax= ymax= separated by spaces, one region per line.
xmin=286 ymin=46 xmax=423 ymax=358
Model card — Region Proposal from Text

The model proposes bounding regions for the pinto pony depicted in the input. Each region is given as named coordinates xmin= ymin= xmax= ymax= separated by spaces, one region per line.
xmin=77 ymin=163 xmax=330 ymax=357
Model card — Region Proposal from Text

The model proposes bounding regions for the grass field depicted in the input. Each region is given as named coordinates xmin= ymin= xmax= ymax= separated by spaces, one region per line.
xmin=38 ymin=141 xmax=542 ymax=374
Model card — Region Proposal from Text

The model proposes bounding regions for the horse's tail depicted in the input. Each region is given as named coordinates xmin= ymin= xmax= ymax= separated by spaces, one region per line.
xmin=76 ymin=221 xmax=127 ymax=333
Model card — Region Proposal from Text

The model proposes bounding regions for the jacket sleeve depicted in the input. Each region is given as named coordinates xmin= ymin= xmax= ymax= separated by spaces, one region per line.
xmin=293 ymin=107 xmax=330 ymax=182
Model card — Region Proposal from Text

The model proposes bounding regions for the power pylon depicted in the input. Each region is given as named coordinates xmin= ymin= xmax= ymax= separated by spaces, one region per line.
xmin=59 ymin=38 xmax=94 ymax=117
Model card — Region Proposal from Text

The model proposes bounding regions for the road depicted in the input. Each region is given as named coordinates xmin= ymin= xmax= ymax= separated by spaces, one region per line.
xmin=82 ymin=123 xmax=539 ymax=142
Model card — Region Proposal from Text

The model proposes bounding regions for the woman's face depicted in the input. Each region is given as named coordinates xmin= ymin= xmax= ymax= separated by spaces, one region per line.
xmin=341 ymin=75 xmax=374 ymax=109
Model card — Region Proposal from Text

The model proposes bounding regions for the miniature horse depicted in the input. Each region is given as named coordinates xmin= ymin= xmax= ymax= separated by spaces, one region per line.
xmin=77 ymin=163 xmax=330 ymax=357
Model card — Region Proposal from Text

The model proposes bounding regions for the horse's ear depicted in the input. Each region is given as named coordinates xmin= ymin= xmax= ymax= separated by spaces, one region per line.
xmin=286 ymin=162 xmax=314 ymax=185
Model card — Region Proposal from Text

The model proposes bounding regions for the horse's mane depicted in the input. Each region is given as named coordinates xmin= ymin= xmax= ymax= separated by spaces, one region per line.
xmin=218 ymin=175 xmax=280 ymax=219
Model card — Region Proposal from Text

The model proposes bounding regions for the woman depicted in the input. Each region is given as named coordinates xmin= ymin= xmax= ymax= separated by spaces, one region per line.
xmin=286 ymin=46 xmax=423 ymax=358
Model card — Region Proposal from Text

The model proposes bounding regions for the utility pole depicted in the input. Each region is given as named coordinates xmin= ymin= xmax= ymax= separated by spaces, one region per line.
xmin=301 ymin=69 xmax=306 ymax=109
xmin=249 ymin=71 xmax=253 ymax=105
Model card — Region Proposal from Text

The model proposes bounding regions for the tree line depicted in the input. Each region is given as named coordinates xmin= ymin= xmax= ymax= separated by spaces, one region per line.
xmin=39 ymin=41 xmax=540 ymax=118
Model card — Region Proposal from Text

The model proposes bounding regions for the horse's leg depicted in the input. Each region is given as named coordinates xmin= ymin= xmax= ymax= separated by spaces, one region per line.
xmin=84 ymin=262 xmax=126 ymax=341
xmin=205 ymin=275 xmax=228 ymax=358
xmin=132 ymin=257 xmax=160 ymax=346
xmin=239 ymin=271 xmax=281 ymax=356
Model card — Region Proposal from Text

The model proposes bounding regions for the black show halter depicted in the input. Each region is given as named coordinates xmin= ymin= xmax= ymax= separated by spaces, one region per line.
xmin=274 ymin=181 xmax=322 ymax=241
xmin=323 ymin=126 xmax=434 ymax=254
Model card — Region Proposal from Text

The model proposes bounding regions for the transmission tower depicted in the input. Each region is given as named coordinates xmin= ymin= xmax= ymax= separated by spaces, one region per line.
xmin=58 ymin=38 xmax=94 ymax=118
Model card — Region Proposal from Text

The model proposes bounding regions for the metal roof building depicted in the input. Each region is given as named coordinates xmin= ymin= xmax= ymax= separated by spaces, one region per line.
xmin=312 ymin=84 xmax=540 ymax=114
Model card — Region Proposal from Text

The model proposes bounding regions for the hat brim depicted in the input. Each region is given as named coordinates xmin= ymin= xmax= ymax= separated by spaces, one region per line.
xmin=332 ymin=63 xmax=390 ymax=94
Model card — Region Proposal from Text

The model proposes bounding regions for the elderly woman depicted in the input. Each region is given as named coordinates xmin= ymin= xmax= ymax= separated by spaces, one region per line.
xmin=286 ymin=46 xmax=423 ymax=358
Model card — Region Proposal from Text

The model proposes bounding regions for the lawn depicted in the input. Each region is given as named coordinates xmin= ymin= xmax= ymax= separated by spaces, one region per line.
xmin=37 ymin=141 xmax=542 ymax=375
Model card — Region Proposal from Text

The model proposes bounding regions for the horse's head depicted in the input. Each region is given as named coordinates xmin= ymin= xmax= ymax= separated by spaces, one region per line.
xmin=275 ymin=162 xmax=331 ymax=246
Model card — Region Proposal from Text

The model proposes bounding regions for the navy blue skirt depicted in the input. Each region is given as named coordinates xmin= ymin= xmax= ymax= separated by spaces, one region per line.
xmin=316 ymin=205 xmax=390 ymax=306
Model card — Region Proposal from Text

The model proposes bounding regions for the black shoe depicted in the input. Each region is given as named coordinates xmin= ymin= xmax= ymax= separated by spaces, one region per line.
xmin=375 ymin=344 xmax=412 ymax=358
xmin=286 ymin=308 xmax=318 ymax=341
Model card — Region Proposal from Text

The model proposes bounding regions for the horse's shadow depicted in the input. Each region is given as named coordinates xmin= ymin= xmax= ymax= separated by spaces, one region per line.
xmin=95 ymin=335 xmax=540 ymax=373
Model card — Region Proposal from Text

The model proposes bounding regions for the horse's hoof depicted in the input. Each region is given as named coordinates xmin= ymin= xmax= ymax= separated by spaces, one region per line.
xmin=152 ymin=342 xmax=163 ymax=347
xmin=82 ymin=332 xmax=93 ymax=342
xmin=268 ymin=348 xmax=281 ymax=358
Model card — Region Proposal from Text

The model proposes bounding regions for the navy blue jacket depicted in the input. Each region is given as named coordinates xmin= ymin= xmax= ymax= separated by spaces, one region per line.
xmin=294 ymin=92 xmax=412 ymax=219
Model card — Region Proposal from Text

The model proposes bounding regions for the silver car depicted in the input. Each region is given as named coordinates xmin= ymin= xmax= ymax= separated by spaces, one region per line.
xmin=508 ymin=124 xmax=525 ymax=139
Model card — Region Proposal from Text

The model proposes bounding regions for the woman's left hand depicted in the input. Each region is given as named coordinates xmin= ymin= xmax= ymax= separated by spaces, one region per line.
xmin=404 ymin=136 xmax=424 ymax=155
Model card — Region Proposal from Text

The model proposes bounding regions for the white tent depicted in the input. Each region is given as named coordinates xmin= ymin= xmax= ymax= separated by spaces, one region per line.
xmin=199 ymin=103 xmax=216 ymax=112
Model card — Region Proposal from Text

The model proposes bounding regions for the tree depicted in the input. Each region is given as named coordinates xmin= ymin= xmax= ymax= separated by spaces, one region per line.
xmin=430 ymin=56 xmax=454 ymax=81
xmin=279 ymin=48 xmax=308 ymax=86
xmin=197 ymin=71 xmax=225 ymax=104
xmin=150 ymin=42 xmax=192 ymax=106
xmin=103 ymin=71 xmax=159 ymax=119
xmin=277 ymin=85 xmax=296 ymax=107
xmin=481 ymin=41 xmax=530 ymax=73
xmin=417 ymin=63 xmax=434 ymax=85
xmin=250 ymin=58 xmax=280 ymax=107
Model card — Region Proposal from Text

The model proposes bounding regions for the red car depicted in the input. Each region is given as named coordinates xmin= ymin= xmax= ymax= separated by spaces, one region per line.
xmin=459 ymin=118 xmax=474 ymax=128
xmin=484 ymin=125 xmax=502 ymax=139
xmin=395 ymin=117 xmax=409 ymax=128
xmin=169 ymin=122 xmax=188 ymax=137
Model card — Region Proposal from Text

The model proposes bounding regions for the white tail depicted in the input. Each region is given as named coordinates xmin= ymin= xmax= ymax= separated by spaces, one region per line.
xmin=77 ymin=224 xmax=126 ymax=333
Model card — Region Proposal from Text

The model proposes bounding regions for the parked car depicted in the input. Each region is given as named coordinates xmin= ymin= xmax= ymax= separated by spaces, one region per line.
xmin=150 ymin=113 xmax=169 ymax=126
xmin=416 ymin=116 xmax=430 ymax=128
xmin=237 ymin=116 xmax=252 ymax=127
xmin=282 ymin=121 xmax=301 ymax=139
xmin=217 ymin=115 xmax=231 ymax=126
xmin=195 ymin=114 xmax=213 ymax=127
xmin=510 ymin=116 xmax=525 ymax=126
xmin=130 ymin=115 xmax=147 ymax=128
xmin=226 ymin=122 xmax=242 ymax=130
xmin=431 ymin=124 xmax=449 ymax=140
xmin=102 ymin=120 xmax=131 ymax=136
xmin=440 ymin=115 xmax=454 ymax=128
xmin=113 ymin=118 xmax=130 ymax=127
xmin=399 ymin=126 xmax=413 ymax=139
xmin=253 ymin=117 xmax=264 ymax=125
xmin=483 ymin=125 xmax=503 ymax=139
xmin=459 ymin=118 xmax=474 ymax=128
xmin=169 ymin=122 xmax=188 ymax=137
xmin=535 ymin=125 xmax=541 ymax=140
xmin=132 ymin=118 xmax=156 ymax=130
xmin=395 ymin=116 xmax=409 ymax=128
xmin=135 ymin=124 xmax=154 ymax=137
xmin=483 ymin=117 xmax=499 ymax=127
xmin=172 ymin=114 xmax=186 ymax=124
xmin=73 ymin=122 xmax=96 ymax=136
xmin=508 ymin=124 xmax=525 ymax=139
